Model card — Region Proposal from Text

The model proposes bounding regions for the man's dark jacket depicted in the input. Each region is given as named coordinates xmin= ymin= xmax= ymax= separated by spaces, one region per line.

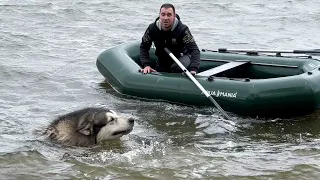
xmin=140 ymin=15 xmax=200 ymax=72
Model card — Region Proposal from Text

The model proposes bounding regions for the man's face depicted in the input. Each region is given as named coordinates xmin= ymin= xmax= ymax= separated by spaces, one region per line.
xmin=159 ymin=7 xmax=175 ymax=31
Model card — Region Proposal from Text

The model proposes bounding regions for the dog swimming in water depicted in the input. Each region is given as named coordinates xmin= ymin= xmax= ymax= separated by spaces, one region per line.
xmin=44 ymin=107 xmax=134 ymax=147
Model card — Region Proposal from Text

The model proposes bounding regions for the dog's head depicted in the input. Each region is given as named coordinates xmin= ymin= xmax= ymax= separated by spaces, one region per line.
xmin=76 ymin=109 xmax=134 ymax=142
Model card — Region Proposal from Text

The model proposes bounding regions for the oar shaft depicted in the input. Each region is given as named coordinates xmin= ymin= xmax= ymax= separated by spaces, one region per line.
xmin=217 ymin=48 xmax=320 ymax=54
xmin=165 ymin=51 xmax=210 ymax=97
xmin=164 ymin=48 xmax=231 ymax=120
xmin=293 ymin=50 xmax=320 ymax=54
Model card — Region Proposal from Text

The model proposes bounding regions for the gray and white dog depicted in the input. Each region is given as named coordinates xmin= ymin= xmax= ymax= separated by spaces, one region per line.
xmin=44 ymin=107 xmax=134 ymax=147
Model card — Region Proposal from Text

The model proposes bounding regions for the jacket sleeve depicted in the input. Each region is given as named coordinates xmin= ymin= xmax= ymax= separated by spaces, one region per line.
xmin=182 ymin=27 xmax=200 ymax=72
xmin=140 ymin=27 xmax=153 ymax=67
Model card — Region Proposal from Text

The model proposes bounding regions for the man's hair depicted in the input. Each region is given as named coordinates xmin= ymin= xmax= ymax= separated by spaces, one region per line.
xmin=160 ymin=3 xmax=175 ymax=14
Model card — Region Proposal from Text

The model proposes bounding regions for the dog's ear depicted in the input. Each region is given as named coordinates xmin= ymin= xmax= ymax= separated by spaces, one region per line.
xmin=76 ymin=117 xmax=93 ymax=136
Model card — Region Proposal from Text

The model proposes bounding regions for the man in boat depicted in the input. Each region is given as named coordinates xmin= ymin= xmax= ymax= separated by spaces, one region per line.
xmin=140 ymin=3 xmax=200 ymax=75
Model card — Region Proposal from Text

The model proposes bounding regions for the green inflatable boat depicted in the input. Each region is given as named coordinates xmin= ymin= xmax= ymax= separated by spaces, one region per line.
xmin=96 ymin=41 xmax=320 ymax=117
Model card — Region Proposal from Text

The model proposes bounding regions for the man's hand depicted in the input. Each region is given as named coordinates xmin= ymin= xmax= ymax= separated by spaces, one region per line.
xmin=141 ymin=66 xmax=156 ymax=74
xmin=182 ymin=71 xmax=197 ymax=77
xmin=190 ymin=71 xmax=197 ymax=76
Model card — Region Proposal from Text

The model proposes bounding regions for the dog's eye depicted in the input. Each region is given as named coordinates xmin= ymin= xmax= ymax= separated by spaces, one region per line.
xmin=109 ymin=117 xmax=115 ymax=122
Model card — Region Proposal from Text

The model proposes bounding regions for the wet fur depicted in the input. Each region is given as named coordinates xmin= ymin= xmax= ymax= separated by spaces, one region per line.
xmin=44 ymin=107 xmax=134 ymax=147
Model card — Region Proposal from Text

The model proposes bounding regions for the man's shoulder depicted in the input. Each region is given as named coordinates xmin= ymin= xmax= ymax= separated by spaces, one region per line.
xmin=148 ymin=20 xmax=156 ymax=26
xmin=147 ymin=21 xmax=158 ymax=31
xmin=176 ymin=20 xmax=188 ymax=32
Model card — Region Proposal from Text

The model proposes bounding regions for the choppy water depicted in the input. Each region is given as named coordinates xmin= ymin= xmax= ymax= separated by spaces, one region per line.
xmin=1 ymin=0 xmax=320 ymax=179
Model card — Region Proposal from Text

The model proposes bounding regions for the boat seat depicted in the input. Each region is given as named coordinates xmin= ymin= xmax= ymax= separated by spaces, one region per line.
xmin=197 ymin=60 xmax=250 ymax=76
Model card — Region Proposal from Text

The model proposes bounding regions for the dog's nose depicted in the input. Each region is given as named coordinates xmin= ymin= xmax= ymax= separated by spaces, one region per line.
xmin=128 ymin=118 xmax=134 ymax=124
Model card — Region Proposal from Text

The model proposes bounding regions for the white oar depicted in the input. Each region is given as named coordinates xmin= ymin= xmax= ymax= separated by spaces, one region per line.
xmin=215 ymin=48 xmax=320 ymax=55
xmin=164 ymin=48 xmax=232 ymax=120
